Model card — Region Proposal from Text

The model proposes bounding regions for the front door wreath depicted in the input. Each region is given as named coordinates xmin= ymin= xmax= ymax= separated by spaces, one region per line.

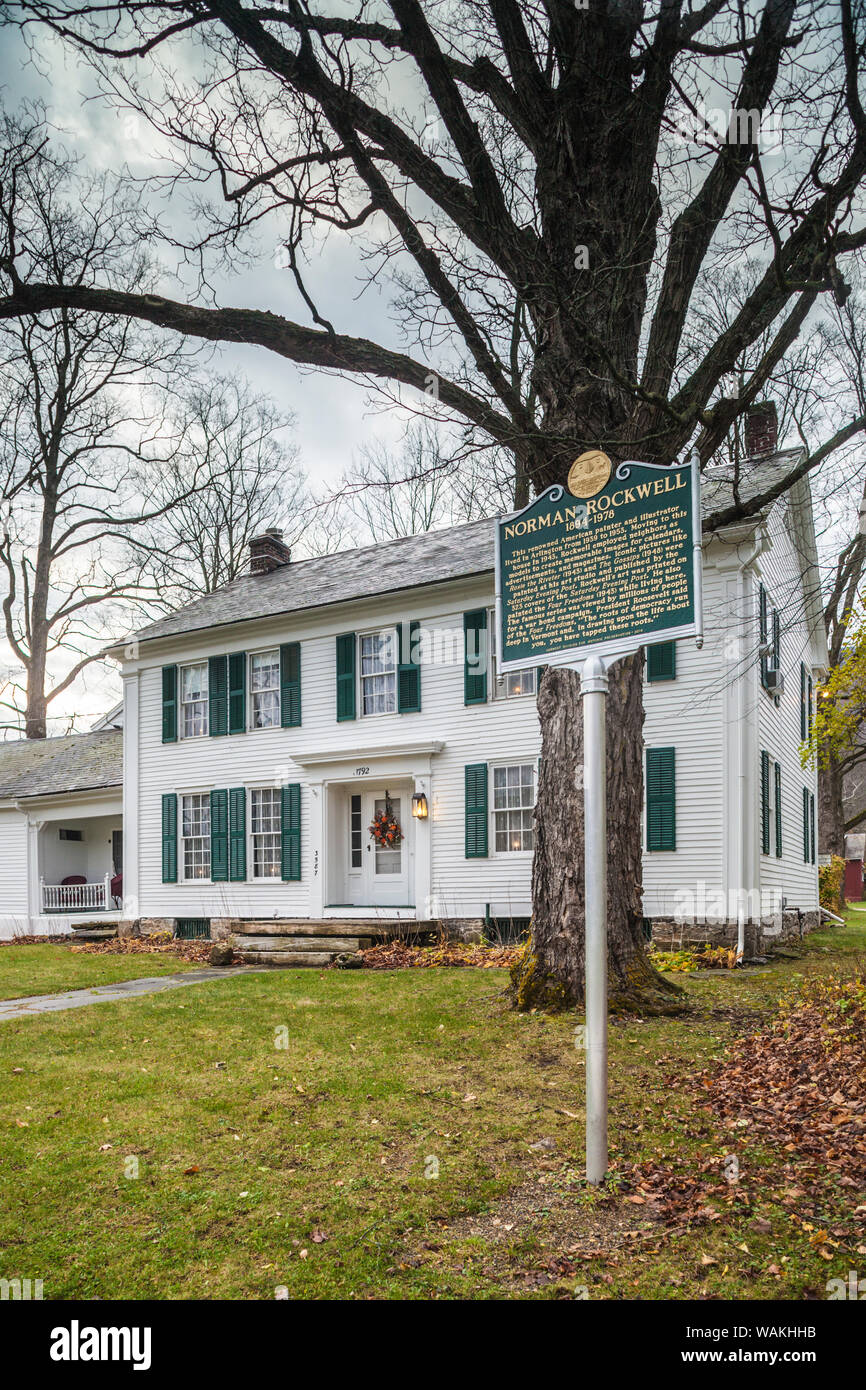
xmin=369 ymin=793 xmax=403 ymax=848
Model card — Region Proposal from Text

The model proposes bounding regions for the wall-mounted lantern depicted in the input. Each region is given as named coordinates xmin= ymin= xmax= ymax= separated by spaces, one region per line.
xmin=411 ymin=792 xmax=429 ymax=820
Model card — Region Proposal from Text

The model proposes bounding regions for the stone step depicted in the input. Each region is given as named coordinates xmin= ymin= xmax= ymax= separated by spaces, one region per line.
xmin=235 ymin=934 xmax=370 ymax=953
xmin=232 ymin=919 xmax=388 ymax=938
xmin=239 ymin=950 xmax=337 ymax=969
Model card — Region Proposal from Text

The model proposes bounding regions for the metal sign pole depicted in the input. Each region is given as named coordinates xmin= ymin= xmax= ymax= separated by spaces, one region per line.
xmin=581 ymin=654 xmax=609 ymax=1185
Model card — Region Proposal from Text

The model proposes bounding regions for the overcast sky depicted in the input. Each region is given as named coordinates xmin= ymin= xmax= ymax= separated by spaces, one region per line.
xmin=0 ymin=23 xmax=435 ymax=730
xmin=0 ymin=25 xmax=417 ymax=486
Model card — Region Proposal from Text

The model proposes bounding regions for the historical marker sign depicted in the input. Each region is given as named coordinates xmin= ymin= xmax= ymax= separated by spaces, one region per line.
xmin=495 ymin=454 xmax=702 ymax=671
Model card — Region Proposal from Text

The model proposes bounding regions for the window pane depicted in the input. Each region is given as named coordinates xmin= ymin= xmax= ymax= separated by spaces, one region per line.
xmin=182 ymin=664 xmax=207 ymax=701
xmin=360 ymin=634 xmax=397 ymax=716
xmin=181 ymin=664 xmax=208 ymax=738
xmin=251 ymin=788 xmax=281 ymax=877
xmin=492 ymin=766 xmax=535 ymax=849
xmin=251 ymin=651 xmax=279 ymax=690
xmin=181 ymin=793 xmax=211 ymax=878
xmin=252 ymin=689 xmax=280 ymax=729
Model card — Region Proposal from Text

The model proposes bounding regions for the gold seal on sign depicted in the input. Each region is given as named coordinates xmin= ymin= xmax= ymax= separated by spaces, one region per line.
xmin=567 ymin=450 xmax=612 ymax=498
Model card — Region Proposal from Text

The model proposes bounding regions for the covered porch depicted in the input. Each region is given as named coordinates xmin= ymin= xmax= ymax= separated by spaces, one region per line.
xmin=38 ymin=812 xmax=123 ymax=914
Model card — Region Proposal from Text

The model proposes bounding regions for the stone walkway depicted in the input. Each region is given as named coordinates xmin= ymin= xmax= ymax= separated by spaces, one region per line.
xmin=0 ymin=966 xmax=264 ymax=1022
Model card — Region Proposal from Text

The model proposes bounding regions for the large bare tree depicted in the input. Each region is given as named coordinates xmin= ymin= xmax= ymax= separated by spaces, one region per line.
xmin=2 ymin=1 xmax=866 ymax=1007
xmin=0 ymin=110 xmax=200 ymax=737
xmin=142 ymin=376 xmax=307 ymax=605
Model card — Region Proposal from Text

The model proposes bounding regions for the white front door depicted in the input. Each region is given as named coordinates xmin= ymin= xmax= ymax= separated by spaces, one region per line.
xmin=345 ymin=788 xmax=412 ymax=906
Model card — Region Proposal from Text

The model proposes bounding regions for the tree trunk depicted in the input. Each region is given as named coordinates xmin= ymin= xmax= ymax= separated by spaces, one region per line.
xmin=511 ymin=656 xmax=685 ymax=1014
xmin=818 ymin=754 xmax=845 ymax=857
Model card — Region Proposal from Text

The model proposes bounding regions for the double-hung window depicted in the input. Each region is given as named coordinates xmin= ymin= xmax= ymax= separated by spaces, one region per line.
xmin=181 ymin=793 xmax=210 ymax=879
xmin=250 ymin=650 xmax=280 ymax=729
xmin=489 ymin=612 xmax=537 ymax=699
xmin=250 ymin=788 xmax=281 ymax=877
xmin=181 ymin=663 xmax=208 ymax=738
xmin=493 ymin=763 xmax=536 ymax=852
xmin=360 ymin=630 xmax=397 ymax=715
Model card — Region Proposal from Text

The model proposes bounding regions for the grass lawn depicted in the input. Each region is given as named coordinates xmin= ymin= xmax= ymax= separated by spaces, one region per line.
xmin=0 ymin=941 xmax=199 ymax=1000
xmin=0 ymin=914 xmax=864 ymax=1300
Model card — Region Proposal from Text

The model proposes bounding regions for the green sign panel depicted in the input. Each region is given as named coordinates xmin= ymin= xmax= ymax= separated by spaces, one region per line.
xmin=495 ymin=457 xmax=701 ymax=670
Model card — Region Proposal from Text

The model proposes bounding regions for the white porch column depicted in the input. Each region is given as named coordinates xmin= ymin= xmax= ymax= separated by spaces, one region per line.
xmin=25 ymin=816 xmax=44 ymax=931
xmin=307 ymin=777 xmax=325 ymax=917
xmin=122 ymin=672 xmax=140 ymax=919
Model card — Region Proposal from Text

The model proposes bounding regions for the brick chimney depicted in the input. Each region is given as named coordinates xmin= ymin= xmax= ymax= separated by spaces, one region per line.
xmin=745 ymin=401 xmax=779 ymax=458
xmin=249 ymin=528 xmax=292 ymax=575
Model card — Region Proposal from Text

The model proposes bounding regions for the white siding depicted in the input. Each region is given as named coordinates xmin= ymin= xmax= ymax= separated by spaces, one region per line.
xmin=755 ymin=495 xmax=820 ymax=912
xmin=641 ymin=559 xmax=726 ymax=919
xmin=129 ymin=506 xmax=820 ymax=927
xmin=0 ymin=806 xmax=30 ymax=937
xmin=134 ymin=581 xmax=540 ymax=922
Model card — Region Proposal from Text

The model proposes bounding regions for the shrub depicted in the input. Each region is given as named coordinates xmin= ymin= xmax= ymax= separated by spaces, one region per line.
xmin=818 ymin=854 xmax=846 ymax=913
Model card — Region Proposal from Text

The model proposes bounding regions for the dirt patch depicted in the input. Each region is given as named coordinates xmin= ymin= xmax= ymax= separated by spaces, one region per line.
xmin=403 ymin=1163 xmax=668 ymax=1294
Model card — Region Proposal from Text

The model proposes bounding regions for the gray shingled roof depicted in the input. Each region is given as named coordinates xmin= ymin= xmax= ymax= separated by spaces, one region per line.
xmin=123 ymin=451 xmax=805 ymax=647
xmin=0 ymin=730 xmax=123 ymax=800
xmin=126 ymin=516 xmax=495 ymax=646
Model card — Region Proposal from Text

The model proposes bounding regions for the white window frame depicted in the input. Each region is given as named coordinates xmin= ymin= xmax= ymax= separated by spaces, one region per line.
xmin=249 ymin=786 xmax=282 ymax=878
xmin=180 ymin=791 xmax=211 ymax=882
xmin=348 ymin=791 xmax=363 ymax=875
xmin=488 ymin=610 xmax=537 ymax=700
xmin=180 ymin=662 xmax=209 ymax=739
xmin=491 ymin=762 xmax=537 ymax=854
xmin=359 ymin=627 xmax=398 ymax=717
xmin=249 ymin=648 xmax=281 ymax=731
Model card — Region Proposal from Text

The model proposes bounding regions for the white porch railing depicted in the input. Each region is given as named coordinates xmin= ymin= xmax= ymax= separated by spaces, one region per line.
xmin=40 ymin=875 xmax=111 ymax=913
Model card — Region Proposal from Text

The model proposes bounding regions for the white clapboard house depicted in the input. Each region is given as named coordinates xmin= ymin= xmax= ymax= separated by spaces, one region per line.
xmin=0 ymin=447 xmax=825 ymax=950
xmin=103 ymin=445 xmax=823 ymax=955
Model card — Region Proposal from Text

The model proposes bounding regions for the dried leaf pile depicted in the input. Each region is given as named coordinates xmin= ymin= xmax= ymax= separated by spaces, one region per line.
xmin=70 ymin=933 xmax=216 ymax=965
xmin=358 ymin=941 xmax=522 ymax=970
xmin=622 ymin=970 xmax=866 ymax=1252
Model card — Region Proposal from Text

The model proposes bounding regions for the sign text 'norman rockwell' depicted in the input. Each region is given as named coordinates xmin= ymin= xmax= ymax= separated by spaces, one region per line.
xmin=495 ymin=455 xmax=702 ymax=671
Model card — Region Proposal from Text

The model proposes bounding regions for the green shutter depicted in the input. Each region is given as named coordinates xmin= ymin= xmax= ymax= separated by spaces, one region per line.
xmin=280 ymin=642 xmax=302 ymax=727
xmin=161 ymin=794 xmax=177 ymax=883
xmin=397 ymin=620 xmax=421 ymax=713
xmin=210 ymin=789 xmax=228 ymax=881
xmin=774 ymin=761 xmax=782 ymax=858
xmin=647 ymin=640 xmax=676 ymax=682
xmin=336 ymin=633 xmax=356 ymax=721
xmin=228 ymin=652 xmax=246 ymax=734
xmin=464 ymin=610 xmax=488 ymax=705
xmin=800 ymin=663 xmax=807 ymax=740
xmin=229 ymin=787 xmax=246 ymax=882
xmin=209 ymin=655 xmax=228 ymax=737
xmin=162 ymin=666 xmax=178 ymax=744
xmin=807 ymin=675 xmax=813 ymax=737
xmin=759 ymin=583 xmax=769 ymax=688
xmin=810 ymin=793 xmax=816 ymax=865
xmin=803 ymin=787 xmax=810 ymax=862
xmin=760 ymin=750 xmax=770 ymax=855
xmin=464 ymin=762 xmax=488 ymax=858
xmin=281 ymin=783 xmax=302 ymax=880
xmin=646 ymin=747 xmax=676 ymax=851
xmin=772 ymin=609 xmax=780 ymax=672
